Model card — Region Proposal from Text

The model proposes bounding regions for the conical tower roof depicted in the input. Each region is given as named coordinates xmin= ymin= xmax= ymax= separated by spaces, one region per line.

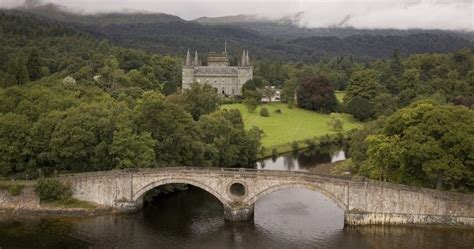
xmin=245 ymin=50 xmax=250 ymax=66
xmin=185 ymin=49 xmax=193 ymax=66
xmin=241 ymin=50 xmax=247 ymax=67
xmin=194 ymin=51 xmax=199 ymax=66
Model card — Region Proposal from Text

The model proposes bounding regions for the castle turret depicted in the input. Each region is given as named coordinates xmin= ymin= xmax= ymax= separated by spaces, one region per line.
xmin=245 ymin=50 xmax=250 ymax=66
xmin=241 ymin=50 xmax=247 ymax=67
xmin=185 ymin=49 xmax=193 ymax=67
xmin=194 ymin=51 xmax=199 ymax=66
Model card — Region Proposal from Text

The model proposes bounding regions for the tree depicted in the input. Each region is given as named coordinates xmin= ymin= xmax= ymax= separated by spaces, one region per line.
xmin=327 ymin=113 xmax=344 ymax=131
xmin=99 ymin=56 xmax=125 ymax=90
xmin=111 ymin=126 xmax=156 ymax=169
xmin=162 ymin=82 xmax=177 ymax=96
xmin=345 ymin=96 xmax=375 ymax=121
xmin=0 ymin=113 xmax=32 ymax=175
xmin=242 ymin=76 xmax=268 ymax=98
xmin=389 ymin=50 xmax=404 ymax=78
xmin=360 ymin=100 xmax=474 ymax=191
xmin=296 ymin=75 xmax=338 ymax=113
xmin=344 ymin=69 xmax=379 ymax=104
xmin=197 ymin=109 xmax=263 ymax=166
xmin=281 ymin=78 xmax=297 ymax=104
xmin=262 ymin=86 xmax=276 ymax=103
xmin=26 ymin=48 xmax=42 ymax=81
xmin=182 ymin=83 xmax=220 ymax=121
xmin=49 ymin=103 xmax=115 ymax=171
xmin=6 ymin=56 xmax=29 ymax=86
xmin=372 ymin=93 xmax=399 ymax=117
xmin=127 ymin=69 xmax=153 ymax=90
xmin=243 ymin=90 xmax=261 ymax=112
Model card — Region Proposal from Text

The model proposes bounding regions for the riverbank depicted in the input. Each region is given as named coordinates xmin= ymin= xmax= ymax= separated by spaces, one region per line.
xmin=0 ymin=184 xmax=113 ymax=218
xmin=258 ymin=132 xmax=350 ymax=160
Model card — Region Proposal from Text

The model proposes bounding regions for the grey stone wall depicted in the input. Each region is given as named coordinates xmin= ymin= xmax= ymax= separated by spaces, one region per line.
xmin=0 ymin=186 xmax=39 ymax=209
xmin=181 ymin=66 xmax=252 ymax=95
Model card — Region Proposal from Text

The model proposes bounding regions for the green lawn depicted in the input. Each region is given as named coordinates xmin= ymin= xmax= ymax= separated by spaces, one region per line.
xmin=222 ymin=102 xmax=361 ymax=148
xmin=335 ymin=91 xmax=346 ymax=103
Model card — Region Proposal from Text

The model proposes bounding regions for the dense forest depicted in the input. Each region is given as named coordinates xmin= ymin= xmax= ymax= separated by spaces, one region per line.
xmin=3 ymin=3 xmax=473 ymax=61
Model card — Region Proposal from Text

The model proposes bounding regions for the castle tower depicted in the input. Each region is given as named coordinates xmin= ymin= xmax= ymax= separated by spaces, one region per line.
xmin=245 ymin=50 xmax=250 ymax=66
xmin=240 ymin=50 xmax=247 ymax=67
xmin=182 ymin=49 xmax=195 ymax=89
xmin=185 ymin=49 xmax=193 ymax=67
xmin=194 ymin=51 xmax=199 ymax=66
xmin=237 ymin=49 xmax=253 ymax=95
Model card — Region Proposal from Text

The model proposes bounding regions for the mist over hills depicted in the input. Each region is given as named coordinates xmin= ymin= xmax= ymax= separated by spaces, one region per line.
xmin=3 ymin=1 xmax=473 ymax=61
xmin=193 ymin=13 xmax=474 ymax=41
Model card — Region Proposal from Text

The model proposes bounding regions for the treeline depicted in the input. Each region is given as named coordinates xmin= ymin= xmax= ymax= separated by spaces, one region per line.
xmin=258 ymin=49 xmax=473 ymax=116
xmin=0 ymin=83 xmax=262 ymax=177
xmin=0 ymin=12 xmax=182 ymax=94
xmin=4 ymin=9 xmax=473 ymax=62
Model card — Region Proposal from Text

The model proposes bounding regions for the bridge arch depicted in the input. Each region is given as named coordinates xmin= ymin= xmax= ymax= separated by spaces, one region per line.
xmin=132 ymin=178 xmax=228 ymax=206
xmin=247 ymin=182 xmax=348 ymax=211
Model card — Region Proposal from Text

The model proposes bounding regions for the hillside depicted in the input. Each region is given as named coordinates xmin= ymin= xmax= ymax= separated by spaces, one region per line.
xmin=3 ymin=4 xmax=474 ymax=61
xmin=18 ymin=1 xmax=183 ymax=25
xmin=194 ymin=13 xmax=474 ymax=41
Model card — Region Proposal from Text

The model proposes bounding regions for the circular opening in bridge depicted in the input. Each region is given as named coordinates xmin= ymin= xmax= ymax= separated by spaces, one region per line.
xmin=229 ymin=182 xmax=246 ymax=197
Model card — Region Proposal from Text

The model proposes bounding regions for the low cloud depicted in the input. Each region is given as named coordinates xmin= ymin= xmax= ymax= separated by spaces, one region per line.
xmin=1 ymin=0 xmax=472 ymax=30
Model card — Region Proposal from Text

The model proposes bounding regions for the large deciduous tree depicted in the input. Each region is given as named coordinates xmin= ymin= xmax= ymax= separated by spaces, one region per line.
xmin=182 ymin=83 xmax=220 ymax=121
xmin=296 ymin=75 xmax=338 ymax=113
xmin=0 ymin=113 xmax=32 ymax=175
xmin=362 ymin=100 xmax=474 ymax=191
xmin=111 ymin=126 xmax=156 ymax=169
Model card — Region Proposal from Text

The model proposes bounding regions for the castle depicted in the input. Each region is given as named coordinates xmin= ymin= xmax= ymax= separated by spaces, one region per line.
xmin=182 ymin=45 xmax=253 ymax=96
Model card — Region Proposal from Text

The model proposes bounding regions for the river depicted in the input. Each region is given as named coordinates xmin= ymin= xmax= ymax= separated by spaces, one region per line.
xmin=0 ymin=149 xmax=473 ymax=248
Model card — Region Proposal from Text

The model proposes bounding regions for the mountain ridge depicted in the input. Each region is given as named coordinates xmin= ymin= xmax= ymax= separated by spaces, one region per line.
xmin=2 ymin=5 xmax=473 ymax=61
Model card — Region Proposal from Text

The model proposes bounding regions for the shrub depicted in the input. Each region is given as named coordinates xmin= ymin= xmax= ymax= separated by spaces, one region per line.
xmin=7 ymin=185 xmax=24 ymax=196
xmin=274 ymin=109 xmax=282 ymax=114
xmin=327 ymin=113 xmax=344 ymax=131
xmin=260 ymin=107 xmax=270 ymax=117
xmin=271 ymin=148 xmax=278 ymax=158
xmin=345 ymin=96 xmax=374 ymax=121
xmin=291 ymin=141 xmax=299 ymax=152
xmin=35 ymin=178 xmax=72 ymax=202
xmin=304 ymin=139 xmax=317 ymax=150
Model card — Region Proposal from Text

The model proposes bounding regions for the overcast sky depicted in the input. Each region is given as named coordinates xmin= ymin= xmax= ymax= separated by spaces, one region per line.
xmin=1 ymin=0 xmax=473 ymax=30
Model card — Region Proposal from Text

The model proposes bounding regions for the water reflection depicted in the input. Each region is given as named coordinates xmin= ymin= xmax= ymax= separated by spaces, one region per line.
xmin=1 ymin=187 xmax=472 ymax=249
xmin=257 ymin=149 xmax=346 ymax=171
xmin=1 ymin=146 xmax=473 ymax=249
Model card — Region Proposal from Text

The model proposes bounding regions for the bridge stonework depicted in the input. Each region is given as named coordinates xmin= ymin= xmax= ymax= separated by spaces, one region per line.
xmin=60 ymin=168 xmax=474 ymax=226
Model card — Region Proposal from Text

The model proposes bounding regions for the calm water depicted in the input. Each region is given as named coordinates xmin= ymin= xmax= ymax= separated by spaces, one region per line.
xmin=256 ymin=149 xmax=346 ymax=171
xmin=0 ymin=150 xmax=473 ymax=249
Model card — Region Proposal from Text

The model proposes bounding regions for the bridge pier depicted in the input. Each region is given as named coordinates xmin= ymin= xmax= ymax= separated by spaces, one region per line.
xmin=114 ymin=199 xmax=143 ymax=213
xmin=224 ymin=204 xmax=254 ymax=222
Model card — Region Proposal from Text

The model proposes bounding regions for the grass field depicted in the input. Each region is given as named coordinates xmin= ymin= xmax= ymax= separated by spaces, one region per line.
xmin=222 ymin=102 xmax=361 ymax=148
xmin=335 ymin=91 xmax=346 ymax=103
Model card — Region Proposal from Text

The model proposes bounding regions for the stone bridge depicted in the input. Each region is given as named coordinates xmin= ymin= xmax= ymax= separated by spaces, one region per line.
xmin=60 ymin=167 xmax=474 ymax=226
